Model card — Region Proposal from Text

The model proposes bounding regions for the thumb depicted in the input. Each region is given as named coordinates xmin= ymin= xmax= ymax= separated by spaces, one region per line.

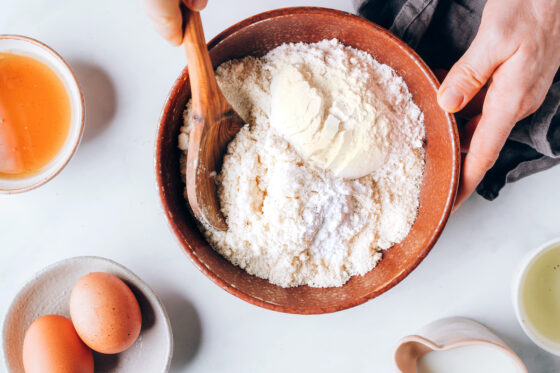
xmin=438 ymin=36 xmax=501 ymax=113
xmin=143 ymin=0 xmax=184 ymax=45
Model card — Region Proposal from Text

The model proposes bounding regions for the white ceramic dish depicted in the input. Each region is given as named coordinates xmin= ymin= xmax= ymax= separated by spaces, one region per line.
xmin=0 ymin=34 xmax=84 ymax=193
xmin=2 ymin=256 xmax=173 ymax=373
xmin=513 ymin=237 xmax=560 ymax=356
xmin=394 ymin=317 xmax=527 ymax=372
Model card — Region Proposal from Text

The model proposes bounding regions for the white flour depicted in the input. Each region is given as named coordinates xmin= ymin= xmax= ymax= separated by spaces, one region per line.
xmin=179 ymin=39 xmax=425 ymax=288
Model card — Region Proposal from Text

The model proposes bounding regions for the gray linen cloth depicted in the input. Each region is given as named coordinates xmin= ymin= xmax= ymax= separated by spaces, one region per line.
xmin=358 ymin=0 xmax=560 ymax=200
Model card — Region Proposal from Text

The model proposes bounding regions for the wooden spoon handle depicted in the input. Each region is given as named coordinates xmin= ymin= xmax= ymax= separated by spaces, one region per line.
xmin=182 ymin=9 xmax=222 ymax=109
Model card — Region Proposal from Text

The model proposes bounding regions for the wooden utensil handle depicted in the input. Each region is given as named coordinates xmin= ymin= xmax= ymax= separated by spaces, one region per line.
xmin=182 ymin=8 xmax=221 ymax=108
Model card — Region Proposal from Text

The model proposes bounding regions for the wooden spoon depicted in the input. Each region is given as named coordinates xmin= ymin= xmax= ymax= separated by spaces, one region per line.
xmin=182 ymin=8 xmax=244 ymax=230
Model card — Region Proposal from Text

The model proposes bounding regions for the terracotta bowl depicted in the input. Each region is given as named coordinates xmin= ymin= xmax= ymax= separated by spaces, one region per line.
xmin=155 ymin=7 xmax=459 ymax=314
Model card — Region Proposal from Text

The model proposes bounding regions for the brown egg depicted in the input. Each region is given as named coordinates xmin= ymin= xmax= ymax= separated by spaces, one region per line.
xmin=70 ymin=272 xmax=142 ymax=354
xmin=23 ymin=315 xmax=94 ymax=373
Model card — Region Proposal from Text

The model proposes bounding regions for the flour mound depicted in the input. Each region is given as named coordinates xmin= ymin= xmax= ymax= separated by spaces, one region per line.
xmin=179 ymin=39 xmax=425 ymax=288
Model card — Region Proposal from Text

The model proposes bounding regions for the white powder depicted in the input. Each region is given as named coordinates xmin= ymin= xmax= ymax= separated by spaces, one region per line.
xmin=179 ymin=39 xmax=425 ymax=288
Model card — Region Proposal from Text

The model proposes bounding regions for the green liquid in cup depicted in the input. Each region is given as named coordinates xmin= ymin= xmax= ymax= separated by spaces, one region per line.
xmin=522 ymin=245 xmax=560 ymax=342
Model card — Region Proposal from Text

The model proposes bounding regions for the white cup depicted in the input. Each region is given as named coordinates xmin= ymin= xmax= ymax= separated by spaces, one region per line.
xmin=513 ymin=238 xmax=560 ymax=355
xmin=0 ymin=35 xmax=84 ymax=193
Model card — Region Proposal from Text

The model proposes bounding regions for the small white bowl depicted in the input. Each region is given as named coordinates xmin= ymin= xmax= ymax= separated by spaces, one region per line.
xmin=0 ymin=34 xmax=84 ymax=193
xmin=2 ymin=256 xmax=173 ymax=373
xmin=513 ymin=238 xmax=560 ymax=356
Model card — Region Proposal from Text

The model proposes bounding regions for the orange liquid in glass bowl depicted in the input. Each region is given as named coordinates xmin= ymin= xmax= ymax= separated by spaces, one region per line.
xmin=0 ymin=52 xmax=71 ymax=179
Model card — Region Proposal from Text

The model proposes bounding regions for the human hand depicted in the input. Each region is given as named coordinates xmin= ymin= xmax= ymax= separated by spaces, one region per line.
xmin=143 ymin=0 xmax=208 ymax=46
xmin=437 ymin=0 xmax=560 ymax=210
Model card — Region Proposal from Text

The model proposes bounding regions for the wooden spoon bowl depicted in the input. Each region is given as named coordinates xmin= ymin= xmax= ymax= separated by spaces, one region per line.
xmin=155 ymin=7 xmax=459 ymax=314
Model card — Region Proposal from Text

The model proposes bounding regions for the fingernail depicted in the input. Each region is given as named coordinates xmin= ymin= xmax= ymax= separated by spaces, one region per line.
xmin=438 ymin=86 xmax=464 ymax=113
xmin=187 ymin=0 xmax=208 ymax=11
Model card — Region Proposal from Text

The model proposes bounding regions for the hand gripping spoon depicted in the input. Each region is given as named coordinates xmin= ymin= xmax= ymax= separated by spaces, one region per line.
xmin=182 ymin=7 xmax=244 ymax=230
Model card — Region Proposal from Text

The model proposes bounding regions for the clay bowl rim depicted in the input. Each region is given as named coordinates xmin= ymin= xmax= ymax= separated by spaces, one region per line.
xmin=155 ymin=6 xmax=460 ymax=314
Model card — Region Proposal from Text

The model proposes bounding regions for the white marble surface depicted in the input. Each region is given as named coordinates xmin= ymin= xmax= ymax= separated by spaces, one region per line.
xmin=1 ymin=1 xmax=560 ymax=372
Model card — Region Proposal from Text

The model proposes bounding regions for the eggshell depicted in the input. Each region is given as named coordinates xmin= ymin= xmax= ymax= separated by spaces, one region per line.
xmin=22 ymin=314 xmax=94 ymax=373
xmin=70 ymin=272 xmax=142 ymax=354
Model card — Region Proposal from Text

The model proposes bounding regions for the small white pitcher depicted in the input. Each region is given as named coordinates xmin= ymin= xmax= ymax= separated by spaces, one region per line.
xmin=394 ymin=317 xmax=527 ymax=373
